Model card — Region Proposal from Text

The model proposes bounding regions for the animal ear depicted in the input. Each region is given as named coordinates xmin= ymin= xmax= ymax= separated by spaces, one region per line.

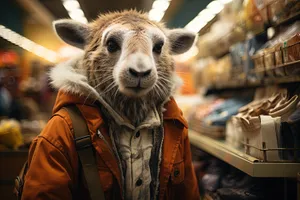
xmin=167 ymin=29 xmax=197 ymax=55
xmin=53 ymin=19 xmax=90 ymax=49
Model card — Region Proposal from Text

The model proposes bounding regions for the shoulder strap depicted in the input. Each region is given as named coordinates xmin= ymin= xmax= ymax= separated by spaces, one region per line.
xmin=64 ymin=105 xmax=105 ymax=200
xmin=14 ymin=161 xmax=28 ymax=200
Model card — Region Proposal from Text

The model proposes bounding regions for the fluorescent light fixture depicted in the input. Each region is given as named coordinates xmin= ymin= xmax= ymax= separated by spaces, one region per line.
xmin=34 ymin=45 xmax=47 ymax=57
xmin=75 ymin=17 xmax=88 ymax=24
xmin=185 ymin=0 xmax=230 ymax=33
xmin=21 ymin=39 xmax=35 ymax=51
xmin=70 ymin=8 xmax=84 ymax=17
xmin=149 ymin=9 xmax=165 ymax=21
xmin=0 ymin=25 xmax=59 ymax=63
xmin=152 ymin=0 xmax=170 ymax=11
xmin=148 ymin=0 xmax=172 ymax=22
xmin=62 ymin=0 xmax=80 ymax=11
xmin=207 ymin=1 xmax=224 ymax=14
xmin=186 ymin=18 xmax=207 ymax=33
xmin=198 ymin=9 xmax=216 ymax=22
xmin=69 ymin=12 xmax=84 ymax=20
xmin=218 ymin=0 xmax=233 ymax=4
xmin=62 ymin=0 xmax=88 ymax=24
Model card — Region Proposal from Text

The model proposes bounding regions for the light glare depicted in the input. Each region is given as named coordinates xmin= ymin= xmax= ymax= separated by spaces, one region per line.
xmin=153 ymin=0 xmax=170 ymax=11
xmin=218 ymin=0 xmax=233 ymax=4
xmin=61 ymin=0 xmax=88 ymax=24
xmin=207 ymin=1 xmax=224 ymax=14
xmin=148 ymin=0 xmax=172 ymax=22
xmin=149 ymin=9 xmax=165 ymax=22
xmin=0 ymin=25 xmax=58 ymax=62
xmin=62 ymin=0 xmax=80 ymax=11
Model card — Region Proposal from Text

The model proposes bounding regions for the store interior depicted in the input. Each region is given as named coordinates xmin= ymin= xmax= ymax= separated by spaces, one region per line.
xmin=0 ymin=0 xmax=300 ymax=199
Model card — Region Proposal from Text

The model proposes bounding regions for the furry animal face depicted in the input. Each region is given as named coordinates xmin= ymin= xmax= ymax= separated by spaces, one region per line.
xmin=53 ymin=10 xmax=196 ymax=123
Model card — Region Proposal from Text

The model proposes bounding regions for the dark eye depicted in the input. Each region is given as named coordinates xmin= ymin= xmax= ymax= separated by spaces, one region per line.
xmin=107 ymin=39 xmax=120 ymax=53
xmin=153 ymin=41 xmax=164 ymax=54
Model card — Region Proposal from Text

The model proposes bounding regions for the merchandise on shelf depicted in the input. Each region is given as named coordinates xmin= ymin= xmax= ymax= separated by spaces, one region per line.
xmin=189 ymin=97 xmax=251 ymax=139
xmin=0 ymin=119 xmax=23 ymax=150
xmin=252 ymin=21 xmax=300 ymax=77
xmin=227 ymin=86 xmax=300 ymax=161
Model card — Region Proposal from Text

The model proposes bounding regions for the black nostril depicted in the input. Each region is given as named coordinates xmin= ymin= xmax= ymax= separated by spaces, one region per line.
xmin=129 ymin=68 xmax=139 ymax=77
xmin=143 ymin=69 xmax=152 ymax=77
xmin=129 ymin=68 xmax=152 ymax=78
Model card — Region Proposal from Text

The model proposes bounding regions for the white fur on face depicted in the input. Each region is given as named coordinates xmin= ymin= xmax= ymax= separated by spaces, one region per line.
xmin=99 ymin=24 xmax=167 ymax=98
xmin=116 ymin=51 xmax=157 ymax=97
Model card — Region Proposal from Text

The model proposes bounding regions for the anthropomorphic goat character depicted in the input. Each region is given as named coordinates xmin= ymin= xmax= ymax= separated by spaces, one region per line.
xmin=22 ymin=10 xmax=200 ymax=200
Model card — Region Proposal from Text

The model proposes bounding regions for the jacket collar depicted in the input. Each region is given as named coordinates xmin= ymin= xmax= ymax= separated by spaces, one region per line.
xmin=50 ymin=55 xmax=185 ymax=129
xmin=162 ymin=97 xmax=188 ymax=128
xmin=53 ymin=91 xmax=188 ymax=132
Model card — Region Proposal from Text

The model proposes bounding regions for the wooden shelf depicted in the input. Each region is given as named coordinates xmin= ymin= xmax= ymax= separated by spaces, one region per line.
xmin=189 ymin=130 xmax=300 ymax=178
xmin=206 ymin=60 xmax=300 ymax=91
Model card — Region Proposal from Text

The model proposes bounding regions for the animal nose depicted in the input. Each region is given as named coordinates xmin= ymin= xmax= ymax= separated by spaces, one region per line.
xmin=129 ymin=68 xmax=152 ymax=78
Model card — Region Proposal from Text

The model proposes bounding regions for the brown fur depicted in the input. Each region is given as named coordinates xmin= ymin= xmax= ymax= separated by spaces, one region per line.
xmin=76 ymin=10 xmax=175 ymax=125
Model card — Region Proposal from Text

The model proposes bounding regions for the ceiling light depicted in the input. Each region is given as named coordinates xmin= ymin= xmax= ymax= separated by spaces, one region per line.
xmin=0 ymin=25 xmax=59 ymax=63
xmin=184 ymin=0 xmax=228 ymax=32
xmin=21 ymin=39 xmax=35 ymax=51
xmin=153 ymin=0 xmax=170 ymax=11
xmin=69 ymin=8 xmax=84 ymax=17
xmin=198 ymin=9 xmax=216 ymax=22
xmin=69 ymin=12 xmax=84 ymax=21
xmin=62 ymin=0 xmax=80 ymax=11
xmin=207 ymin=1 xmax=224 ymax=14
xmin=34 ymin=45 xmax=47 ymax=57
xmin=148 ymin=0 xmax=172 ymax=22
xmin=149 ymin=9 xmax=165 ymax=22
xmin=185 ymin=17 xmax=207 ymax=33
xmin=76 ymin=17 xmax=88 ymax=24
xmin=61 ymin=0 xmax=88 ymax=24
xmin=218 ymin=0 xmax=233 ymax=4
xmin=45 ymin=52 xmax=58 ymax=63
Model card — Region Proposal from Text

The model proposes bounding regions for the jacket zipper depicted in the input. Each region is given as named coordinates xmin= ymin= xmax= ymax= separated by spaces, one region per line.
xmin=97 ymin=130 xmax=114 ymax=154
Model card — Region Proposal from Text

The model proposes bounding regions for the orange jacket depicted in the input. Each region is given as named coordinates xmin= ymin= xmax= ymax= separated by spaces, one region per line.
xmin=22 ymin=91 xmax=199 ymax=200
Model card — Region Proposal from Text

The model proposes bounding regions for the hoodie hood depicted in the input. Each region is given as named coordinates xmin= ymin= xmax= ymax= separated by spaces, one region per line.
xmin=50 ymin=54 xmax=187 ymax=129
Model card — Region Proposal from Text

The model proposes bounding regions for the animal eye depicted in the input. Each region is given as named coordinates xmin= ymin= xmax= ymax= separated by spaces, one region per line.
xmin=153 ymin=41 xmax=164 ymax=54
xmin=107 ymin=39 xmax=120 ymax=53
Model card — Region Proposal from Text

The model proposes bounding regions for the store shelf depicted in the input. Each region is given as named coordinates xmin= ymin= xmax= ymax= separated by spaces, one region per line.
xmin=274 ymin=10 xmax=300 ymax=27
xmin=253 ymin=60 xmax=300 ymax=74
xmin=206 ymin=60 xmax=300 ymax=92
xmin=189 ymin=130 xmax=300 ymax=178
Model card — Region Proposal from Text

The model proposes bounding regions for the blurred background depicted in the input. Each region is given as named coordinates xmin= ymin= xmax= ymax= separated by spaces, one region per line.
xmin=0 ymin=0 xmax=300 ymax=199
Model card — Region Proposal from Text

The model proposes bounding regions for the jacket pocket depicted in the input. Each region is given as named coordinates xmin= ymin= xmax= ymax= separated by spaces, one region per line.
xmin=170 ymin=160 xmax=185 ymax=185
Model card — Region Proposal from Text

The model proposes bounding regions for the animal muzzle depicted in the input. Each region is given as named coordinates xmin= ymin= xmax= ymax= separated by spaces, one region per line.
xmin=119 ymin=52 xmax=157 ymax=89
xmin=122 ymin=67 xmax=157 ymax=89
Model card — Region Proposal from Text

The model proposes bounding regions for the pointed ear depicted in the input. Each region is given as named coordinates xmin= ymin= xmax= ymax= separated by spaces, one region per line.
xmin=168 ymin=29 xmax=197 ymax=55
xmin=53 ymin=19 xmax=90 ymax=49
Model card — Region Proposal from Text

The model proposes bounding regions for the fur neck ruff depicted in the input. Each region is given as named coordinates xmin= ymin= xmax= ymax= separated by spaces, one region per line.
xmin=50 ymin=53 xmax=182 ymax=127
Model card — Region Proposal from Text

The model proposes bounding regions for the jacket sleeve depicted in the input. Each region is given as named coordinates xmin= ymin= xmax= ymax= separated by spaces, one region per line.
xmin=182 ymin=128 xmax=200 ymax=199
xmin=22 ymin=116 xmax=76 ymax=200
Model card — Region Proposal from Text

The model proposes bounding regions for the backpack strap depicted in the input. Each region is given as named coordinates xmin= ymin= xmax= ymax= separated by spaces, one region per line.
xmin=64 ymin=105 xmax=105 ymax=200
xmin=14 ymin=161 xmax=28 ymax=200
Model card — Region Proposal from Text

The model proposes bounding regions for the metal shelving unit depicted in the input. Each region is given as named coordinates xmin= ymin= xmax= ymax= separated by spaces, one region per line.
xmin=189 ymin=130 xmax=300 ymax=178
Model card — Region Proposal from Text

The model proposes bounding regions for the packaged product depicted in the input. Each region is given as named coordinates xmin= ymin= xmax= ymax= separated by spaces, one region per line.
xmin=263 ymin=47 xmax=276 ymax=77
xmin=283 ymin=33 xmax=300 ymax=63
xmin=268 ymin=0 xmax=288 ymax=24
xmin=274 ymin=44 xmax=286 ymax=76
xmin=252 ymin=50 xmax=265 ymax=71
